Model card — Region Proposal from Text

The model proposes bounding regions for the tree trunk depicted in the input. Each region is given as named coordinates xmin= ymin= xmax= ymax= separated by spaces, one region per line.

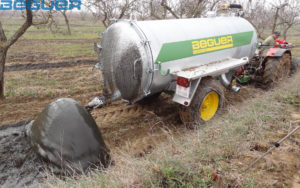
xmin=271 ymin=7 xmax=280 ymax=34
xmin=0 ymin=48 xmax=7 ymax=99
xmin=0 ymin=0 xmax=33 ymax=98
xmin=272 ymin=4 xmax=288 ymax=34
xmin=62 ymin=12 xmax=71 ymax=35
xmin=283 ymin=24 xmax=292 ymax=41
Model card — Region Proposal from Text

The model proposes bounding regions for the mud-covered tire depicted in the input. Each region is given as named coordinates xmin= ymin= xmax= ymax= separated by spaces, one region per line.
xmin=262 ymin=54 xmax=291 ymax=89
xmin=280 ymin=53 xmax=291 ymax=78
xmin=291 ymin=57 xmax=300 ymax=75
xmin=179 ymin=78 xmax=224 ymax=129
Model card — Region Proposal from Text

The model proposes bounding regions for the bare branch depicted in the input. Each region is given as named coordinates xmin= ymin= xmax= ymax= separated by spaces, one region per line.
xmin=0 ymin=22 xmax=7 ymax=44
xmin=32 ymin=11 xmax=53 ymax=26
xmin=5 ymin=0 xmax=33 ymax=48
xmin=161 ymin=0 xmax=179 ymax=19
xmin=271 ymin=3 xmax=288 ymax=34
xmin=149 ymin=0 xmax=165 ymax=19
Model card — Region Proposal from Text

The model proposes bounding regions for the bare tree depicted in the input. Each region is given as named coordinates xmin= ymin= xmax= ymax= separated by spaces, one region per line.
xmin=241 ymin=0 xmax=272 ymax=40
xmin=156 ymin=0 xmax=220 ymax=19
xmin=86 ymin=0 xmax=219 ymax=24
xmin=79 ymin=11 xmax=88 ymax=21
xmin=176 ymin=0 xmax=221 ymax=18
xmin=270 ymin=1 xmax=288 ymax=34
xmin=277 ymin=0 xmax=300 ymax=40
xmin=148 ymin=0 xmax=168 ymax=19
xmin=0 ymin=1 xmax=52 ymax=99
xmin=60 ymin=10 xmax=72 ymax=35
xmin=160 ymin=0 xmax=180 ymax=18
xmin=86 ymin=0 xmax=139 ymax=28
xmin=0 ymin=4 xmax=32 ymax=99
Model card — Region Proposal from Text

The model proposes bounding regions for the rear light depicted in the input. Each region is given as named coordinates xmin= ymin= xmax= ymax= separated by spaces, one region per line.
xmin=177 ymin=77 xmax=190 ymax=88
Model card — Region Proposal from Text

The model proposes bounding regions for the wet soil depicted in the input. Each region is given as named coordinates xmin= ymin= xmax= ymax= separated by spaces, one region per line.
xmin=0 ymin=121 xmax=57 ymax=188
xmin=0 ymin=65 xmax=299 ymax=187
xmin=5 ymin=59 xmax=97 ymax=72
xmin=0 ymin=85 xmax=264 ymax=187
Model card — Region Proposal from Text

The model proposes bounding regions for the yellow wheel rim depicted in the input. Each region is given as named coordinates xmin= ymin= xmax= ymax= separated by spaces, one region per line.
xmin=200 ymin=92 xmax=219 ymax=121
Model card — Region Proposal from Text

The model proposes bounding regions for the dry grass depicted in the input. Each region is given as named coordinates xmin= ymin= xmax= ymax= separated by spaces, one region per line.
xmin=0 ymin=65 xmax=102 ymax=125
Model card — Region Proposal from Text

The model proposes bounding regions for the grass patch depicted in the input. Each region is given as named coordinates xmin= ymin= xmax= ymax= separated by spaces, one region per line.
xmin=52 ymin=43 xmax=95 ymax=57
xmin=283 ymin=95 xmax=300 ymax=108
xmin=23 ymin=32 xmax=100 ymax=40
xmin=4 ymin=66 xmax=101 ymax=98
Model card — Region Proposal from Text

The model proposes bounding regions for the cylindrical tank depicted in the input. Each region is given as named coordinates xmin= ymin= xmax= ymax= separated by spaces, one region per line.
xmin=98 ymin=16 xmax=257 ymax=103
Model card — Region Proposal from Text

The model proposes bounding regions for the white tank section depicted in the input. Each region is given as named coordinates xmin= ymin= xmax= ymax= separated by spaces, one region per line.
xmin=97 ymin=16 xmax=257 ymax=103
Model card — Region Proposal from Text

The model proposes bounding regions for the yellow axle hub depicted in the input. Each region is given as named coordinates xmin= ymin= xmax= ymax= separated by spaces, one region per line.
xmin=200 ymin=92 xmax=219 ymax=121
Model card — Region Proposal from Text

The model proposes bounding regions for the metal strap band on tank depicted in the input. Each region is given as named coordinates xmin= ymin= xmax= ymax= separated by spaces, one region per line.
xmin=130 ymin=21 xmax=154 ymax=96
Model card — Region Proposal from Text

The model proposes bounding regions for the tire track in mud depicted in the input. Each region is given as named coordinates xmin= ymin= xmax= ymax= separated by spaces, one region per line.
xmin=92 ymin=86 xmax=262 ymax=153
xmin=4 ymin=59 xmax=97 ymax=72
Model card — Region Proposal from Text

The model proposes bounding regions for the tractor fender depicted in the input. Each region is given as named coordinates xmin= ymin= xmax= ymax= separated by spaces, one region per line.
xmin=264 ymin=48 xmax=291 ymax=57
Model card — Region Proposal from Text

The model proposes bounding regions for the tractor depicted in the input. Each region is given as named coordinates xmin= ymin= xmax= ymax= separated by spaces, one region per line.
xmin=236 ymin=40 xmax=299 ymax=88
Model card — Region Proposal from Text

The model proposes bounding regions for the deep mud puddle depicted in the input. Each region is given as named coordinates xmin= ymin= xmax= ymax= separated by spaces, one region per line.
xmin=0 ymin=121 xmax=56 ymax=188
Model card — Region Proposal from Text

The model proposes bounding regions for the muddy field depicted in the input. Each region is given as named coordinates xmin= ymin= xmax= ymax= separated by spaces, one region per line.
xmin=0 ymin=18 xmax=300 ymax=187
xmin=0 ymin=71 xmax=271 ymax=187
xmin=1 ymin=62 xmax=300 ymax=187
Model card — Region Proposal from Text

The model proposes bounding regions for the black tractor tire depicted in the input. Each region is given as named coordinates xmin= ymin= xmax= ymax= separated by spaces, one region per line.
xmin=262 ymin=53 xmax=291 ymax=89
xmin=179 ymin=78 xmax=224 ymax=129
xmin=280 ymin=53 xmax=291 ymax=78
xmin=291 ymin=57 xmax=300 ymax=75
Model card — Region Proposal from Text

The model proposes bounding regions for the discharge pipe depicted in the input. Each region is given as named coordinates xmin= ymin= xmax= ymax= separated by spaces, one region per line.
xmin=220 ymin=73 xmax=240 ymax=93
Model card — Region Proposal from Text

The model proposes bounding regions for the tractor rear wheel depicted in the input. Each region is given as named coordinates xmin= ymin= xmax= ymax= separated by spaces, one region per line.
xmin=262 ymin=53 xmax=291 ymax=89
xmin=280 ymin=53 xmax=291 ymax=78
xmin=179 ymin=78 xmax=224 ymax=129
xmin=291 ymin=57 xmax=300 ymax=75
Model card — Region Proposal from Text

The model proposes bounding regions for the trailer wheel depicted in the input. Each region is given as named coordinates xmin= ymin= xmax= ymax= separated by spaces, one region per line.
xmin=179 ymin=78 xmax=224 ymax=129
xmin=291 ymin=57 xmax=300 ymax=75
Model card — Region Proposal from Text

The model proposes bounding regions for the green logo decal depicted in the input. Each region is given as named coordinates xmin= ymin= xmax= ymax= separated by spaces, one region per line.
xmin=155 ymin=31 xmax=254 ymax=64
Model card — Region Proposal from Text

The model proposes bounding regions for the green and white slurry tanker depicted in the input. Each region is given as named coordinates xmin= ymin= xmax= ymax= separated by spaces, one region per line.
xmin=92 ymin=14 xmax=258 ymax=125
